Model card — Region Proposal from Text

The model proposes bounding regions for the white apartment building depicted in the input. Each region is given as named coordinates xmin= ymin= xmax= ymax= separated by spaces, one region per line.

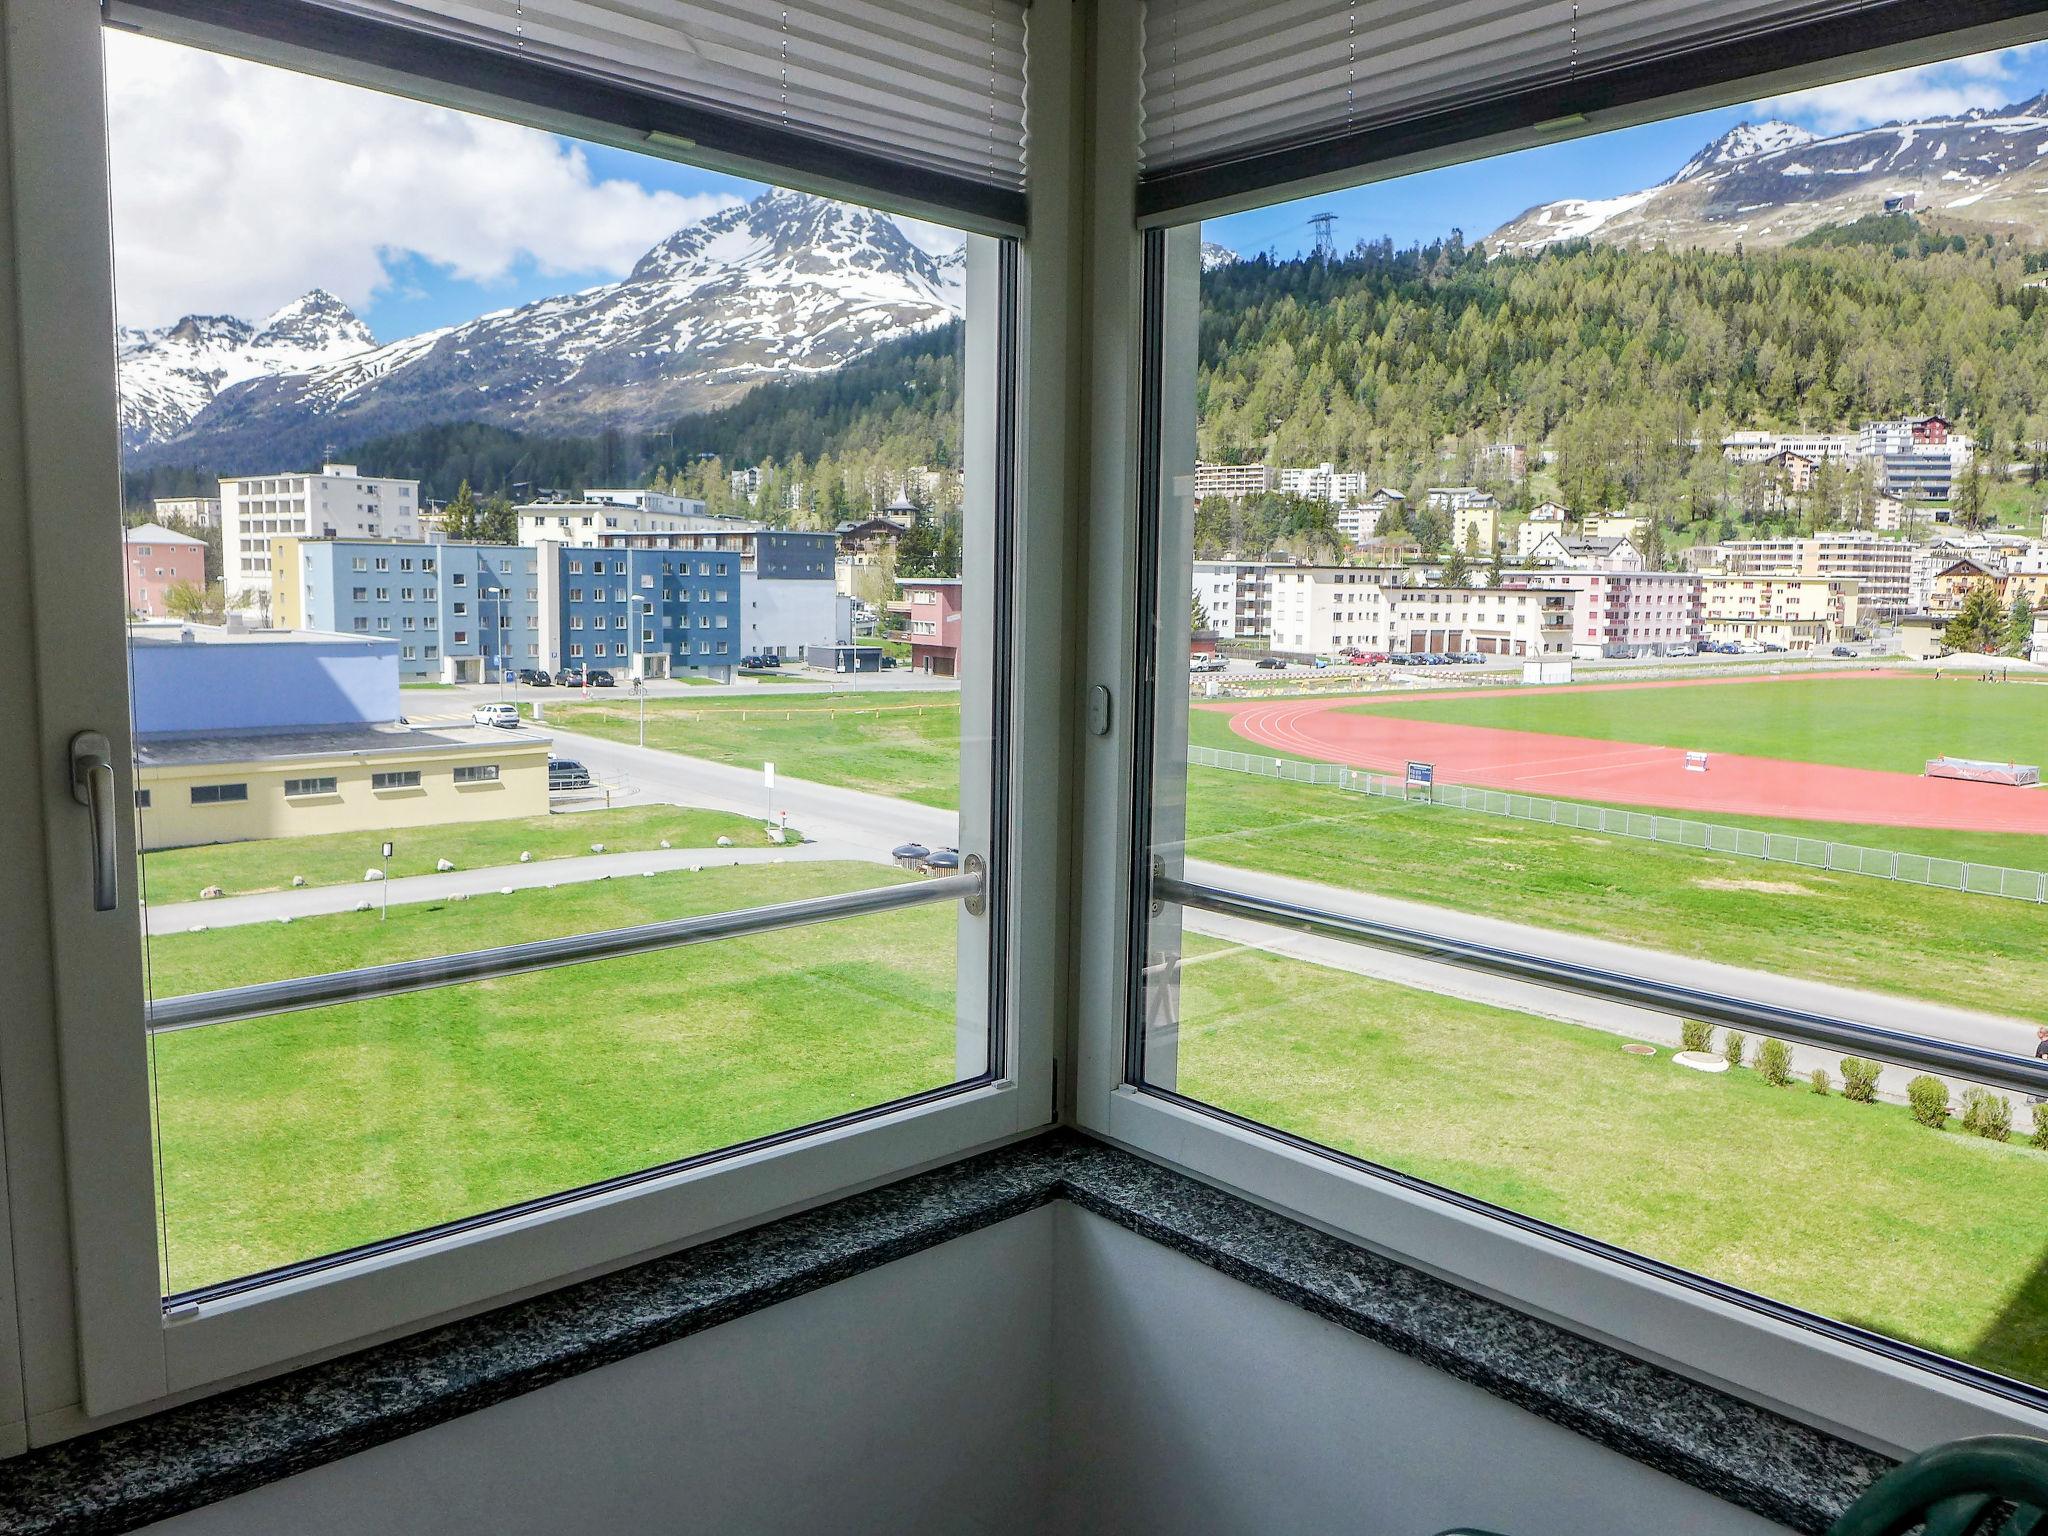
xmin=1524 ymin=532 xmax=1644 ymax=572
xmin=1268 ymin=566 xmax=1408 ymax=652
xmin=1192 ymin=560 xmax=1284 ymax=637
xmin=1274 ymin=462 xmax=1373 ymax=503
xmin=220 ymin=463 xmax=420 ymax=608
xmin=151 ymin=495 xmax=221 ymax=529
xmin=1424 ymin=486 xmax=1497 ymax=515
xmin=584 ymin=489 xmax=710 ymax=519
xmin=1723 ymin=534 xmax=1915 ymax=617
xmin=517 ymin=499 xmax=725 ymax=547
xmin=1529 ymin=570 xmax=1702 ymax=659
xmin=1269 ymin=572 xmax=1568 ymax=658
xmin=1515 ymin=502 xmax=1570 ymax=558
xmin=1192 ymin=462 xmax=1272 ymax=500
xmin=1720 ymin=430 xmax=1866 ymax=463
xmin=1335 ymin=503 xmax=1382 ymax=542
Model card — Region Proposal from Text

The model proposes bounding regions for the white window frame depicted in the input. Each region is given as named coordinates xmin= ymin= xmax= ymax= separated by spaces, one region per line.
xmin=4 ymin=0 xmax=1064 ymax=1446
xmin=1066 ymin=0 xmax=2048 ymax=1463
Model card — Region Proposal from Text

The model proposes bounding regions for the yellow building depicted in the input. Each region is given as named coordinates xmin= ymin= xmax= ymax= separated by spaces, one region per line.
xmin=136 ymin=723 xmax=550 ymax=852
xmin=1699 ymin=573 xmax=1860 ymax=650
xmin=1451 ymin=503 xmax=1498 ymax=557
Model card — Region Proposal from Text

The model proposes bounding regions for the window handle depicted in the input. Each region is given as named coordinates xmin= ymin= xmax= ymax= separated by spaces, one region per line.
xmin=69 ymin=731 xmax=117 ymax=913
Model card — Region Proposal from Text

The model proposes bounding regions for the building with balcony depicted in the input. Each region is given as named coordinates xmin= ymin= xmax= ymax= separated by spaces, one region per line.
xmin=895 ymin=576 xmax=964 ymax=675
xmin=1530 ymin=570 xmax=1702 ymax=658
xmin=1700 ymin=573 xmax=1861 ymax=648
xmin=1192 ymin=559 xmax=1284 ymax=638
xmin=1191 ymin=462 xmax=1272 ymax=500
xmin=1722 ymin=534 xmax=1916 ymax=617
xmin=1267 ymin=566 xmax=1409 ymax=653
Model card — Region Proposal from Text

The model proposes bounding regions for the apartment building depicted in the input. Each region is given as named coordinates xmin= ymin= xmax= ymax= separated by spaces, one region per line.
xmin=1514 ymin=502 xmax=1570 ymax=558
xmin=1334 ymin=502 xmax=1382 ymax=542
xmin=150 ymin=494 xmax=221 ymax=529
xmin=1274 ymin=462 xmax=1373 ymax=503
xmin=1700 ymin=573 xmax=1861 ymax=648
xmin=124 ymin=522 xmax=207 ymax=617
xmin=220 ymin=464 xmax=421 ymax=609
xmin=1861 ymin=417 xmax=1971 ymax=501
xmin=1424 ymin=486 xmax=1496 ymax=515
xmin=270 ymin=537 xmax=543 ymax=683
xmin=1531 ymin=570 xmax=1702 ymax=658
xmin=1192 ymin=559 xmax=1283 ymax=637
xmin=1192 ymin=462 xmax=1272 ymax=500
xmin=895 ymin=577 xmax=965 ymax=676
xmin=516 ymin=497 xmax=724 ymax=547
xmin=1267 ymin=566 xmax=1408 ymax=653
xmin=1477 ymin=442 xmax=1527 ymax=481
xmin=1452 ymin=502 xmax=1498 ymax=556
xmin=1382 ymin=584 xmax=1572 ymax=657
xmin=1723 ymin=534 xmax=1916 ymax=617
xmin=1524 ymin=532 xmax=1644 ymax=571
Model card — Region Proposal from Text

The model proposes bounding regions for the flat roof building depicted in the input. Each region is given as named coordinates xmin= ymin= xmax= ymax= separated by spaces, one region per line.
xmin=220 ymin=464 xmax=421 ymax=610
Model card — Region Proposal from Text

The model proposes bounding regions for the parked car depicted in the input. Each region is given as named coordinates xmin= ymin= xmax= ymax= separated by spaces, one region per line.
xmin=586 ymin=669 xmax=617 ymax=687
xmin=1460 ymin=651 xmax=1486 ymax=664
xmin=1387 ymin=653 xmax=1418 ymax=666
xmin=547 ymin=757 xmax=591 ymax=791
xmin=1255 ymin=657 xmax=1287 ymax=670
xmin=1761 ymin=642 xmax=1788 ymax=654
xmin=879 ymin=654 xmax=899 ymax=669
xmin=472 ymin=702 xmax=520 ymax=729
xmin=516 ymin=668 xmax=551 ymax=687
xmin=554 ymin=667 xmax=587 ymax=687
xmin=1360 ymin=651 xmax=1389 ymax=665
xmin=1831 ymin=646 xmax=1857 ymax=657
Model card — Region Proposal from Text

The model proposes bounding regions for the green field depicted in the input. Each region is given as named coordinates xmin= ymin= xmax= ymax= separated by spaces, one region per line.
xmin=552 ymin=695 xmax=963 ymax=808
xmin=144 ymin=805 xmax=788 ymax=899
xmin=1346 ymin=674 xmax=2048 ymax=775
xmin=149 ymin=861 xmax=955 ymax=1291
xmin=1178 ymin=938 xmax=2048 ymax=1384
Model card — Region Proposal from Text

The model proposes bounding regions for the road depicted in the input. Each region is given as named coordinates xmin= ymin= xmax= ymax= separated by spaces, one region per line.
xmin=148 ymin=725 xmax=2040 ymax=1099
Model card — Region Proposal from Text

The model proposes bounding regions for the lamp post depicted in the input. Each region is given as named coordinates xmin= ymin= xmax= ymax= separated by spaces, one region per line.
xmin=634 ymin=595 xmax=654 ymax=746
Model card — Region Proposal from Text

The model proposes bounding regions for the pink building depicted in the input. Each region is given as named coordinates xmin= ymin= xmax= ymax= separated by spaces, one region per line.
xmin=124 ymin=522 xmax=208 ymax=617
xmin=1529 ymin=570 xmax=1702 ymax=659
xmin=895 ymin=576 xmax=963 ymax=676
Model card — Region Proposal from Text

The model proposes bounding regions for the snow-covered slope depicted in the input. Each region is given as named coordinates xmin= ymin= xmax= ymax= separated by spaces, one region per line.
xmin=118 ymin=289 xmax=374 ymax=449
xmin=1487 ymin=95 xmax=2048 ymax=254
xmin=1201 ymin=241 xmax=1239 ymax=270
xmin=132 ymin=191 xmax=963 ymax=467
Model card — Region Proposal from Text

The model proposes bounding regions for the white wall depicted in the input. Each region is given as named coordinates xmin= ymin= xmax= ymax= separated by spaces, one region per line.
xmin=1047 ymin=1206 xmax=1790 ymax=1536
xmin=139 ymin=1204 xmax=1795 ymax=1536
xmin=740 ymin=575 xmax=844 ymax=657
xmin=142 ymin=1210 xmax=1058 ymax=1536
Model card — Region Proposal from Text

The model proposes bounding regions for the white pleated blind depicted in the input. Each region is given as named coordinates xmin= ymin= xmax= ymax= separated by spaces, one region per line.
xmin=1141 ymin=0 xmax=1888 ymax=177
xmin=312 ymin=0 xmax=1029 ymax=191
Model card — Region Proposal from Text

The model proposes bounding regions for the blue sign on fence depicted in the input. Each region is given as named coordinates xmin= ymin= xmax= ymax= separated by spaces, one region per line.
xmin=1405 ymin=761 xmax=1434 ymax=802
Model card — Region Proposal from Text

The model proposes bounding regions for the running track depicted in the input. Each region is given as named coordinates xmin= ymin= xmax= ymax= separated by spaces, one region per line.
xmin=1218 ymin=693 xmax=2048 ymax=834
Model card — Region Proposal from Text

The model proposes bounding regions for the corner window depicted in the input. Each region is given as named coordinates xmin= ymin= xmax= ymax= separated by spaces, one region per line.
xmin=1131 ymin=51 xmax=2048 ymax=1401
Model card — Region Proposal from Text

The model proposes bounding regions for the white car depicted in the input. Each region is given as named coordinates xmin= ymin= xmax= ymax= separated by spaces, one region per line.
xmin=472 ymin=702 xmax=521 ymax=729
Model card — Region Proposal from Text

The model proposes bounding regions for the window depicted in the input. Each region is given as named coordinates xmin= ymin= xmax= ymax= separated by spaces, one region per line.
xmin=1124 ymin=48 xmax=2048 ymax=1416
xmin=134 ymin=788 xmax=150 ymax=809
xmin=371 ymin=770 xmax=422 ymax=791
xmin=283 ymin=777 xmax=338 ymax=797
xmin=453 ymin=764 xmax=499 ymax=784
xmin=189 ymin=783 xmax=248 ymax=805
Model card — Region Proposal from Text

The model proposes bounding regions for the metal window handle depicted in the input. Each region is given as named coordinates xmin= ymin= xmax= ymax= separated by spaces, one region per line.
xmin=69 ymin=731 xmax=117 ymax=913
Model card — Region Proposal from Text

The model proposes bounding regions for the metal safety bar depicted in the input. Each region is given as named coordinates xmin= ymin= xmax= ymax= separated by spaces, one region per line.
xmin=147 ymin=872 xmax=984 ymax=1033
xmin=1158 ymin=875 xmax=2048 ymax=1099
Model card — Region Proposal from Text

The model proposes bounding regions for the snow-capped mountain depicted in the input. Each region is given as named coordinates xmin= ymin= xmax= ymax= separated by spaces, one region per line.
xmin=127 ymin=191 xmax=964 ymax=467
xmin=1201 ymin=241 xmax=1239 ymax=271
xmin=1487 ymin=93 xmax=2048 ymax=254
xmin=118 ymin=289 xmax=375 ymax=449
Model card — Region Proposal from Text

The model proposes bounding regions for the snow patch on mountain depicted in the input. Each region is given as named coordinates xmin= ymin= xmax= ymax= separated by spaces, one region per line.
xmin=1664 ymin=120 xmax=1817 ymax=184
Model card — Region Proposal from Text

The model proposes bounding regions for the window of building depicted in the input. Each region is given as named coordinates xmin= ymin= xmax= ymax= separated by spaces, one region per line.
xmin=453 ymin=764 xmax=499 ymax=784
xmin=188 ymin=783 xmax=248 ymax=805
xmin=370 ymin=770 xmax=422 ymax=791
xmin=283 ymin=777 xmax=338 ymax=797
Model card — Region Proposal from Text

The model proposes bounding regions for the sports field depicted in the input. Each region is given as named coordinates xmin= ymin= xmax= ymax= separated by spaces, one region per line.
xmin=1224 ymin=674 xmax=2048 ymax=833
xmin=1348 ymin=673 xmax=2047 ymax=775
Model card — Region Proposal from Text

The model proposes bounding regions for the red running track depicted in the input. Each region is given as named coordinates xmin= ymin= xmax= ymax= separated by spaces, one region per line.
xmin=1217 ymin=694 xmax=2048 ymax=835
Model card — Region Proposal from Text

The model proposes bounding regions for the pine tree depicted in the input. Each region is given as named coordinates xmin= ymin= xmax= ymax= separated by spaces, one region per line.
xmin=2004 ymin=591 xmax=2035 ymax=657
xmin=1442 ymin=549 xmax=1471 ymax=588
xmin=1943 ymin=582 xmax=2008 ymax=654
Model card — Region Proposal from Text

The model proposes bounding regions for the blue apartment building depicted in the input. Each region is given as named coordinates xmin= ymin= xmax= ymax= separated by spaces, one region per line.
xmin=272 ymin=538 xmax=542 ymax=682
xmin=542 ymin=544 xmax=742 ymax=678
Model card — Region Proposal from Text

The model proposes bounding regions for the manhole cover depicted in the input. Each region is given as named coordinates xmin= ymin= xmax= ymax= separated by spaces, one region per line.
xmin=1622 ymin=1043 xmax=1656 ymax=1056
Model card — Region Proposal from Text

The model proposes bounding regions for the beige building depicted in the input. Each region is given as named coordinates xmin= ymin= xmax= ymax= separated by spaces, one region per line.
xmin=1268 ymin=567 xmax=1409 ymax=653
xmin=1723 ymin=535 xmax=1915 ymax=617
xmin=136 ymin=723 xmax=550 ymax=852
xmin=1700 ymin=573 xmax=1860 ymax=649
xmin=1582 ymin=514 xmax=1647 ymax=544
xmin=1452 ymin=502 xmax=1498 ymax=556
xmin=517 ymin=494 xmax=723 ymax=547
xmin=1192 ymin=462 xmax=1272 ymax=500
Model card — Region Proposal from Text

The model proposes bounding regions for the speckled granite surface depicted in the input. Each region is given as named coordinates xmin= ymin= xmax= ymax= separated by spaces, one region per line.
xmin=0 ymin=1130 xmax=1889 ymax=1535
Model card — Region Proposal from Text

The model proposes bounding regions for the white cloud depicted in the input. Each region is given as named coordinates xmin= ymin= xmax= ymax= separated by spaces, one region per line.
xmin=1752 ymin=44 xmax=2048 ymax=136
xmin=890 ymin=214 xmax=968 ymax=256
xmin=104 ymin=32 xmax=742 ymax=329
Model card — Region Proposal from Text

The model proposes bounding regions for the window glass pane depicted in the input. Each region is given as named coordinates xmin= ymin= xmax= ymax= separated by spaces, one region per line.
xmin=1139 ymin=43 xmax=2048 ymax=1392
xmin=108 ymin=29 xmax=995 ymax=1297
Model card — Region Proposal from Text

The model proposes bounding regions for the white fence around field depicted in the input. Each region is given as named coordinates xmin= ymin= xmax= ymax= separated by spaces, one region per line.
xmin=1187 ymin=744 xmax=2048 ymax=903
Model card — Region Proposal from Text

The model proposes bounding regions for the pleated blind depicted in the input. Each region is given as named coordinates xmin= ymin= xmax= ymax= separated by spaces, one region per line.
xmin=305 ymin=0 xmax=1029 ymax=193
xmin=1142 ymin=0 xmax=1907 ymax=201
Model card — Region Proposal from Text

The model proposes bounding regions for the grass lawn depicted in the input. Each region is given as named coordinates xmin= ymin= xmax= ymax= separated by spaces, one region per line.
xmin=399 ymin=681 xmax=456 ymax=691
xmin=1176 ymin=937 xmax=2048 ymax=1386
xmin=551 ymin=695 xmax=963 ymax=809
xmin=143 ymin=805 xmax=788 ymax=899
xmin=148 ymin=861 xmax=957 ymax=1291
xmin=1344 ymin=674 xmax=2048 ymax=775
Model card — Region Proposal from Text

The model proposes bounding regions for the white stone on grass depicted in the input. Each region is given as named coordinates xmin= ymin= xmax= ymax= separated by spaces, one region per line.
xmin=437 ymin=858 xmax=455 ymax=872
xmin=290 ymin=875 xmax=307 ymax=888
xmin=199 ymin=885 xmax=224 ymax=900
xmin=499 ymin=886 xmax=515 ymax=895
xmin=658 ymin=839 xmax=671 ymax=850
xmin=355 ymin=901 xmax=373 ymax=913
xmin=590 ymin=843 xmax=605 ymax=854
xmin=1673 ymin=1050 xmax=1729 ymax=1073
xmin=363 ymin=868 xmax=384 ymax=882
xmin=716 ymin=836 xmax=733 ymax=848
xmin=519 ymin=851 xmax=532 ymax=862
xmin=767 ymin=828 xmax=786 ymax=844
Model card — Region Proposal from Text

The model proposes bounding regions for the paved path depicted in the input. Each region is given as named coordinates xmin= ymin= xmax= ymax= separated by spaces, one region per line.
xmin=1220 ymin=691 xmax=2048 ymax=834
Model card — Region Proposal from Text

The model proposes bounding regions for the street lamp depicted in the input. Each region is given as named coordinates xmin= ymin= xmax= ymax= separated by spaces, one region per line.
xmin=482 ymin=583 xmax=505 ymax=697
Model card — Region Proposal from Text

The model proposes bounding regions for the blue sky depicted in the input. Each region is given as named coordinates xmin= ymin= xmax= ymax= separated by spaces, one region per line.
xmin=1209 ymin=43 xmax=2048 ymax=260
xmin=105 ymin=33 xmax=2048 ymax=339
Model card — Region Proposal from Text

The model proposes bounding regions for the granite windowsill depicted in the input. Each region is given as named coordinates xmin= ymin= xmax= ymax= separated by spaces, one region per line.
xmin=0 ymin=1130 xmax=1890 ymax=1535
